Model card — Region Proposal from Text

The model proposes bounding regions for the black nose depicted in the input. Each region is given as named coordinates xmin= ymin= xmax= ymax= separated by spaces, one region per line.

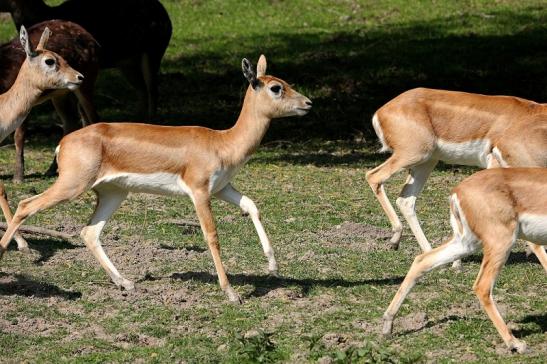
xmin=77 ymin=74 xmax=84 ymax=81
xmin=306 ymin=100 xmax=312 ymax=106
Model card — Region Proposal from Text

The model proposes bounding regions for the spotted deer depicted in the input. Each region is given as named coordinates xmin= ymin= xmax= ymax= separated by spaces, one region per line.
xmin=366 ymin=87 xmax=547 ymax=266
xmin=383 ymin=167 xmax=547 ymax=353
xmin=0 ymin=0 xmax=172 ymax=118
xmin=0 ymin=20 xmax=100 ymax=182
xmin=0 ymin=56 xmax=312 ymax=303
xmin=0 ymin=26 xmax=84 ymax=250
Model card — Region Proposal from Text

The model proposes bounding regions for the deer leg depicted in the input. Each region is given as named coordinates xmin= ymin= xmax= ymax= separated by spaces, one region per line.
xmin=44 ymin=95 xmax=79 ymax=176
xmin=141 ymin=53 xmax=158 ymax=119
xmin=215 ymin=183 xmax=278 ymax=275
xmin=473 ymin=234 xmax=526 ymax=353
xmin=119 ymin=57 xmax=150 ymax=120
xmin=74 ymin=88 xmax=99 ymax=126
xmin=382 ymin=235 xmax=477 ymax=337
xmin=81 ymin=187 xmax=131 ymax=290
xmin=13 ymin=125 xmax=26 ymax=184
xmin=0 ymin=183 xmax=29 ymax=251
xmin=193 ymin=189 xmax=241 ymax=303
xmin=396 ymin=159 xmax=438 ymax=253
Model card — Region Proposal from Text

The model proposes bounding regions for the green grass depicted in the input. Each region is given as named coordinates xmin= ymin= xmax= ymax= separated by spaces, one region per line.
xmin=0 ymin=1 xmax=546 ymax=363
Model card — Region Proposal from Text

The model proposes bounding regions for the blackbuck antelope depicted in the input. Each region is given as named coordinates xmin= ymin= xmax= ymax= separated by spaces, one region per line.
xmin=383 ymin=168 xmax=547 ymax=353
xmin=0 ymin=0 xmax=172 ymax=118
xmin=0 ymin=26 xmax=84 ymax=251
xmin=0 ymin=55 xmax=312 ymax=303
xmin=0 ymin=20 xmax=100 ymax=182
xmin=366 ymin=88 xmax=547 ymax=264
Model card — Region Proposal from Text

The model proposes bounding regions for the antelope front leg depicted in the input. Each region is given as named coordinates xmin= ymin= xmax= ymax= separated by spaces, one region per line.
xmin=0 ymin=182 xmax=29 ymax=252
xmin=193 ymin=190 xmax=241 ymax=303
xmin=215 ymin=184 xmax=278 ymax=275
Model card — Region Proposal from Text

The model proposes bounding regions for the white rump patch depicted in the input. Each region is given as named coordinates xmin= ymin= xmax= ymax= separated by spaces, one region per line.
xmin=93 ymin=172 xmax=193 ymax=197
xmin=372 ymin=113 xmax=391 ymax=153
xmin=518 ymin=213 xmax=547 ymax=245
xmin=434 ymin=139 xmax=491 ymax=167
xmin=449 ymin=194 xmax=480 ymax=252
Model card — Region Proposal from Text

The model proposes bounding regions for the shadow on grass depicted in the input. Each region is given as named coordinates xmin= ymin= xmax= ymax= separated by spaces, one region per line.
xmin=169 ymin=271 xmax=403 ymax=298
xmin=462 ymin=251 xmax=542 ymax=267
xmin=0 ymin=272 xmax=81 ymax=300
xmin=514 ymin=314 xmax=547 ymax=338
xmin=5 ymin=237 xmax=79 ymax=264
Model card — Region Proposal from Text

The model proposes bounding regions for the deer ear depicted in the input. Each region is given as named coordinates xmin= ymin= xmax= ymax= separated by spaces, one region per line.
xmin=20 ymin=25 xmax=35 ymax=57
xmin=36 ymin=27 xmax=51 ymax=51
xmin=242 ymin=58 xmax=261 ymax=90
xmin=256 ymin=54 xmax=267 ymax=77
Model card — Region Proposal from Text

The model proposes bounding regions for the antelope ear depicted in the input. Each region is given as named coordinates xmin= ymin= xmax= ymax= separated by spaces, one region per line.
xmin=241 ymin=58 xmax=260 ymax=89
xmin=36 ymin=27 xmax=52 ymax=51
xmin=256 ymin=54 xmax=267 ymax=77
xmin=20 ymin=25 xmax=35 ymax=57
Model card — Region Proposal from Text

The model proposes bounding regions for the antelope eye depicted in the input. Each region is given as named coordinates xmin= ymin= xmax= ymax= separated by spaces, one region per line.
xmin=44 ymin=58 xmax=55 ymax=66
xmin=270 ymin=85 xmax=282 ymax=94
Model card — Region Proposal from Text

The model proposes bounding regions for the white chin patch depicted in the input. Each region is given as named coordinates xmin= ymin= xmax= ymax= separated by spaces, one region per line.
xmin=67 ymin=83 xmax=79 ymax=91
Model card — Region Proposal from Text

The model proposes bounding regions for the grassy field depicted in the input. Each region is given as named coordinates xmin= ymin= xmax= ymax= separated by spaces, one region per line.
xmin=0 ymin=0 xmax=546 ymax=363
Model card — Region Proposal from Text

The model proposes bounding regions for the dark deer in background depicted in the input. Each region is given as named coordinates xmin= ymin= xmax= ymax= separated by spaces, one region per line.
xmin=0 ymin=0 xmax=173 ymax=119
xmin=0 ymin=20 xmax=99 ymax=182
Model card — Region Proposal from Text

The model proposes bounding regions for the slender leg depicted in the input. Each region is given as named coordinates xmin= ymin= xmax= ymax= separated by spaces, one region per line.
xmin=473 ymin=237 xmax=526 ymax=353
xmin=525 ymin=243 xmax=547 ymax=273
xmin=0 ymin=170 xmax=90 ymax=256
xmin=0 ymin=183 xmax=28 ymax=251
xmin=44 ymin=95 xmax=80 ymax=176
xmin=13 ymin=125 xmax=25 ymax=184
xmin=366 ymin=156 xmax=406 ymax=249
xmin=382 ymin=236 xmax=477 ymax=336
xmin=215 ymin=183 xmax=278 ymax=274
xmin=140 ymin=53 xmax=158 ymax=119
xmin=396 ymin=159 xmax=438 ymax=252
xmin=193 ymin=189 xmax=241 ymax=303
xmin=80 ymin=187 xmax=132 ymax=290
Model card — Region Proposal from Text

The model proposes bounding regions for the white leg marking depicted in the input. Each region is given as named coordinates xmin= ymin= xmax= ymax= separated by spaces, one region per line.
xmin=215 ymin=184 xmax=278 ymax=273
xmin=396 ymin=159 xmax=438 ymax=252
xmin=80 ymin=186 xmax=133 ymax=290
xmin=491 ymin=147 xmax=509 ymax=168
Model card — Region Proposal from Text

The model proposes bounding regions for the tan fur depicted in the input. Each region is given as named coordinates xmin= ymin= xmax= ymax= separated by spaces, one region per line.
xmin=383 ymin=168 xmax=547 ymax=354
xmin=367 ymin=87 xmax=547 ymax=255
xmin=0 ymin=55 xmax=312 ymax=303
xmin=0 ymin=26 xmax=83 ymax=251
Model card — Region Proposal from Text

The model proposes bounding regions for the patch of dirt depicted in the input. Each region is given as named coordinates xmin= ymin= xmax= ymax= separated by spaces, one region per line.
xmin=316 ymin=221 xmax=392 ymax=252
xmin=352 ymin=317 xmax=382 ymax=335
xmin=264 ymin=287 xmax=303 ymax=301
xmin=321 ymin=332 xmax=361 ymax=350
xmin=0 ymin=316 xmax=67 ymax=337
xmin=397 ymin=312 xmax=428 ymax=333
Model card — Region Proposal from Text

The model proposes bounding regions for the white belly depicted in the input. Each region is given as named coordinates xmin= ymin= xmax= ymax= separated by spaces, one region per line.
xmin=518 ymin=213 xmax=547 ymax=245
xmin=433 ymin=139 xmax=491 ymax=167
xmin=93 ymin=172 xmax=192 ymax=197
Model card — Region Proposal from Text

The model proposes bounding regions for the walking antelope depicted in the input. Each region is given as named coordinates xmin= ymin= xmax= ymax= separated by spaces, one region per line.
xmin=366 ymin=88 xmax=547 ymax=264
xmin=0 ymin=26 xmax=84 ymax=250
xmin=0 ymin=55 xmax=312 ymax=303
xmin=383 ymin=167 xmax=547 ymax=353
xmin=0 ymin=20 xmax=100 ymax=182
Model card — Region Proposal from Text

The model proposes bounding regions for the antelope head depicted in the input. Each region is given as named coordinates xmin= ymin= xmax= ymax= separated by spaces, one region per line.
xmin=19 ymin=25 xmax=84 ymax=91
xmin=242 ymin=55 xmax=312 ymax=118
